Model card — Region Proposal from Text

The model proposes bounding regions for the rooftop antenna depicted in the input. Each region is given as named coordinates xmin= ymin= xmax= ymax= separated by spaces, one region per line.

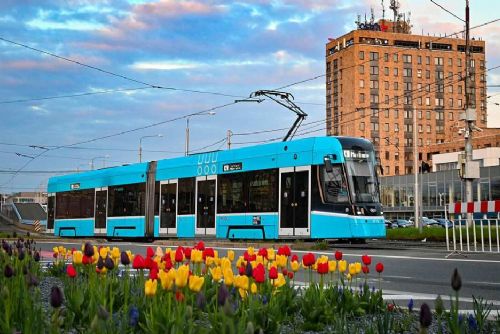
xmin=389 ymin=0 xmax=400 ymax=32
xmin=355 ymin=14 xmax=362 ymax=28
xmin=381 ymin=0 xmax=386 ymax=21
xmin=370 ymin=7 xmax=375 ymax=25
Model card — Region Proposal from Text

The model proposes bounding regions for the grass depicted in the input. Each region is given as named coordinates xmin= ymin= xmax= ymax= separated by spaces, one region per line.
xmin=387 ymin=227 xmax=498 ymax=243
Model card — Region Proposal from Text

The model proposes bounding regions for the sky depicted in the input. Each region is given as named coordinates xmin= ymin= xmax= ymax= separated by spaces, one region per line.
xmin=0 ymin=0 xmax=499 ymax=194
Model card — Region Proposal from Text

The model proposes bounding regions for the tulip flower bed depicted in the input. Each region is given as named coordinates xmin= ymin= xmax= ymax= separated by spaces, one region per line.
xmin=1 ymin=239 xmax=499 ymax=333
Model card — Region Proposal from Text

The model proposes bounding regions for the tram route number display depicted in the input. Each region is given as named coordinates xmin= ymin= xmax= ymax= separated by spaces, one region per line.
xmin=223 ymin=162 xmax=243 ymax=172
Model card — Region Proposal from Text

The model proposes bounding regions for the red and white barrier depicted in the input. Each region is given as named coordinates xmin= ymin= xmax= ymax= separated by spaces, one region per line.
xmin=445 ymin=200 xmax=500 ymax=255
xmin=448 ymin=200 xmax=500 ymax=214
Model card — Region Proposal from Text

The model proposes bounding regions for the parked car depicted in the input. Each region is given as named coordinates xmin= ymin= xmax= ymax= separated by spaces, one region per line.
xmin=392 ymin=219 xmax=412 ymax=228
xmin=434 ymin=218 xmax=453 ymax=228
xmin=420 ymin=217 xmax=440 ymax=227
xmin=384 ymin=220 xmax=398 ymax=229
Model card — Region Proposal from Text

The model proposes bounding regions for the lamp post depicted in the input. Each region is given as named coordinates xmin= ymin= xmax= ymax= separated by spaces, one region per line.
xmin=90 ymin=155 xmax=110 ymax=170
xmin=139 ymin=134 xmax=163 ymax=162
xmin=185 ymin=112 xmax=216 ymax=156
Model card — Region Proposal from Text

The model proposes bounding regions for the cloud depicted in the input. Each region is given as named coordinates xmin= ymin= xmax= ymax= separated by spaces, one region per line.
xmin=26 ymin=18 xmax=104 ymax=31
xmin=131 ymin=60 xmax=202 ymax=70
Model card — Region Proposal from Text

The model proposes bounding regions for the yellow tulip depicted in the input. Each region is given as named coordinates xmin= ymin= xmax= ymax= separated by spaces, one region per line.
xmin=346 ymin=273 xmax=352 ymax=281
xmin=338 ymin=260 xmax=347 ymax=273
xmin=273 ymin=273 xmax=286 ymax=288
xmin=234 ymin=275 xmax=249 ymax=290
xmin=188 ymin=275 xmax=205 ymax=293
xmin=52 ymin=246 xmax=59 ymax=254
xmin=206 ymin=256 xmax=215 ymax=267
xmin=210 ymin=266 xmax=223 ymax=282
xmin=111 ymin=247 xmax=120 ymax=260
xmin=175 ymin=265 xmax=189 ymax=288
xmin=159 ymin=270 xmax=174 ymax=290
xmin=355 ymin=262 xmax=362 ymax=274
xmin=191 ymin=249 xmax=203 ymax=263
xmin=256 ymin=255 xmax=265 ymax=265
xmin=155 ymin=246 xmax=164 ymax=257
xmin=251 ymin=282 xmax=258 ymax=294
xmin=223 ymin=267 xmax=234 ymax=286
xmin=267 ymin=248 xmax=275 ymax=261
xmin=99 ymin=247 xmax=108 ymax=259
xmin=236 ymin=256 xmax=245 ymax=269
xmin=348 ymin=263 xmax=357 ymax=276
xmin=126 ymin=250 xmax=133 ymax=262
xmin=220 ymin=258 xmax=232 ymax=271
xmin=170 ymin=251 xmax=176 ymax=263
xmin=213 ymin=250 xmax=219 ymax=259
xmin=328 ymin=260 xmax=337 ymax=272
xmin=227 ymin=250 xmax=235 ymax=262
xmin=145 ymin=279 xmax=158 ymax=296
xmin=238 ymin=288 xmax=247 ymax=299
xmin=247 ymin=247 xmax=255 ymax=256
xmin=276 ymin=254 xmax=287 ymax=268
xmin=291 ymin=260 xmax=300 ymax=272
xmin=72 ymin=251 xmax=83 ymax=265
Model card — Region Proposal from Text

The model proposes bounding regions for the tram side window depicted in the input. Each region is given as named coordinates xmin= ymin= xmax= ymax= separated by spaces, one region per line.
xmin=108 ymin=183 xmax=145 ymax=217
xmin=247 ymin=169 xmax=278 ymax=212
xmin=154 ymin=181 xmax=160 ymax=216
xmin=218 ymin=172 xmax=246 ymax=213
xmin=178 ymin=178 xmax=195 ymax=215
xmin=318 ymin=165 xmax=349 ymax=204
xmin=55 ymin=189 xmax=95 ymax=219
xmin=47 ymin=195 xmax=55 ymax=229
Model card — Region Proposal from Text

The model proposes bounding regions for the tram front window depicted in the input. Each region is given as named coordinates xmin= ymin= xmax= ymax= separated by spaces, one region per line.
xmin=343 ymin=149 xmax=379 ymax=204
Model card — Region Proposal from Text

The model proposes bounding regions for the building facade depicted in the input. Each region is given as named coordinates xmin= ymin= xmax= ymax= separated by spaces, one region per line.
xmin=325 ymin=20 xmax=497 ymax=176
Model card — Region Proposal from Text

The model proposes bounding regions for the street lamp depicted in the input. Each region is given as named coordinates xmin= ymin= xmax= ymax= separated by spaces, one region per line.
xmin=139 ymin=134 xmax=163 ymax=162
xmin=90 ymin=155 xmax=110 ymax=170
xmin=185 ymin=112 xmax=216 ymax=156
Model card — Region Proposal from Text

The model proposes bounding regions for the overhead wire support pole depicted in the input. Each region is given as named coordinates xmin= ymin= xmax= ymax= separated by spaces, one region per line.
xmin=249 ymin=90 xmax=308 ymax=141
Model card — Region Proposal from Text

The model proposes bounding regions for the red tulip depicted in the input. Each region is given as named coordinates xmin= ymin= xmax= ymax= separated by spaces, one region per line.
xmin=146 ymin=247 xmax=154 ymax=258
xmin=302 ymin=253 xmax=316 ymax=267
xmin=145 ymin=257 xmax=154 ymax=269
xmin=238 ymin=265 xmax=245 ymax=275
xmin=252 ymin=263 xmax=265 ymax=283
xmin=164 ymin=256 xmax=173 ymax=270
xmin=361 ymin=254 xmax=372 ymax=266
xmin=175 ymin=247 xmax=184 ymax=263
xmin=277 ymin=245 xmax=291 ymax=257
xmin=291 ymin=254 xmax=299 ymax=262
xmin=317 ymin=262 xmax=328 ymax=275
xmin=258 ymin=248 xmax=268 ymax=259
xmin=387 ymin=303 xmax=394 ymax=312
xmin=132 ymin=254 xmax=145 ymax=269
xmin=149 ymin=267 xmax=158 ymax=280
xmin=269 ymin=266 xmax=278 ymax=280
xmin=66 ymin=264 xmax=77 ymax=278
xmin=243 ymin=251 xmax=256 ymax=262
xmin=362 ymin=265 xmax=370 ymax=274
xmin=335 ymin=250 xmax=343 ymax=261
xmin=287 ymin=271 xmax=294 ymax=280
xmin=202 ymin=248 xmax=214 ymax=260
xmin=195 ymin=241 xmax=205 ymax=251
xmin=175 ymin=291 xmax=185 ymax=302
xmin=375 ymin=262 xmax=384 ymax=273
xmin=82 ymin=255 xmax=92 ymax=265
xmin=184 ymin=247 xmax=192 ymax=259
xmin=282 ymin=268 xmax=288 ymax=276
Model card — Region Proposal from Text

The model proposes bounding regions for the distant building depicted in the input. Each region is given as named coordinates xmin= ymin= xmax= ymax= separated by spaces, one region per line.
xmin=325 ymin=16 xmax=499 ymax=176
xmin=6 ymin=192 xmax=47 ymax=205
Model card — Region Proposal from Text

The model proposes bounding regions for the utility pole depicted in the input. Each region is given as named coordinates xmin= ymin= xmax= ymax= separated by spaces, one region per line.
xmin=462 ymin=0 xmax=479 ymax=227
xmin=227 ymin=130 xmax=232 ymax=150
xmin=413 ymin=106 xmax=421 ymax=232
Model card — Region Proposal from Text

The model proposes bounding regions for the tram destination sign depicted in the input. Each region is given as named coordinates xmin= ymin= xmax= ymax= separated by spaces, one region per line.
xmin=70 ymin=183 xmax=80 ymax=190
xmin=223 ymin=162 xmax=243 ymax=172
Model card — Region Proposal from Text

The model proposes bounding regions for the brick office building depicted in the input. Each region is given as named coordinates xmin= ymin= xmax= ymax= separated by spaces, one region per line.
xmin=325 ymin=19 xmax=498 ymax=176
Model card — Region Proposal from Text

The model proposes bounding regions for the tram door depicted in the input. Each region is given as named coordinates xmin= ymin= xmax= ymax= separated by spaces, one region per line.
xmin=160 ymin=181 xmax=177 ymax=235
xmin=196 ymin=176 xmax=216 ymax=236
xmin=279 ymin=167 xmax=310 ymax=236
xmin=94 ymin=188 xmax=107 ymax=235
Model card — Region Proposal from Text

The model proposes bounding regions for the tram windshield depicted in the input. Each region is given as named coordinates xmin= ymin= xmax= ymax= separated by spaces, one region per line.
xmin=343 ymin=149 xmax=379 ymax=203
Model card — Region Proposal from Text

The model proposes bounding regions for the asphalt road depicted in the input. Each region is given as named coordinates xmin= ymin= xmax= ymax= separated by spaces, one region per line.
xmin=31 ymin=238 xmax=500 ymax=314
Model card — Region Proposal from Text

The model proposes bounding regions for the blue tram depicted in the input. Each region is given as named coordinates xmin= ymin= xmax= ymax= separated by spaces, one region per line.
xmin=46 ymin=136 xmax=385 ymax=240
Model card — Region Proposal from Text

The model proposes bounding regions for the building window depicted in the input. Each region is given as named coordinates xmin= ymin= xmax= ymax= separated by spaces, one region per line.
xmin=370 ymin=80 xmax=379 ymax=89
xmin=458 ymin=58 xmax=462 ymax=67
xmin=426 ymin=84 xmax=431 ymax=92
xmin=394 ymin=123 xmax=399 ymax=132
xmin=358 ymin=65 xmax=364 ymax=74
xmin=418 ymin=124 xmax=423 ymax=132
xmin=385 ymin=151 xmax=390 ymax=160
xmin=384 ymin=53 xmax=389 ymax=61
xmin=403 ymin=68 xmax=412 ymax=77
xmin=426 ymin=111 xmax=431 ymax=120
xmin=384 ymin=81 xmax=389 ymax=90
xmin=359 ymin=122 xmax=365 ymax=130
xmin=393 ymin=68 xmax=398 ymax=76
xmin=371 ymin=122 xmax=379 ymax=131
xmin=426 ymin=56 xmax=430 ymax=65
xmin=394 ymin=82 xmax=399 ymax=90
xmin=458 ymin=99 xmax=462 ymax=107
xmin=358 ymin=108 xmax=365 ymax=117
xmin=435 ymin=98 xmax=444 ymax=107
xmin=403 ymin=54 xmax=412 ymax=63
xmin=417 ymin=69 xmax=422 ymax=78
xmin=417 ymin=97 xmax=422 ymax=105
xmin=385 ymin=95 xmax=389 ymax=104
xmin=404 ymin=82 xmax=412 ymax=91
xmin=434 ymin=57 xmax=444 ymax=65
xmin=458 ymin=85 xmax=462 ymax=94
xmin=425 ymin=70 xmax=430 ymax=79
xmin=425 ymin=97 xmax=430 ymax=105
xmin=427 ymin=125 xmax=431 ymax=133
xmin=359 ymin=79 xmax=365 ymax=88
xmin=449 ymin=112 xmax=454 ymax=120
xmin=370 ymin=52 xmax=379 ymax=60
xmin=448 ymin=85 xmax=453 ymax=93
xmin=384 ymin=67 xmax=389 ymax=75
xmin=370 ymin=66 xmax=379 ymax=75
xmin=384 ymin=123 xmax=389 ymax=131
xmin=418 ymin=110 xmax=423 ymax=119
xmin=404 ymin=110 xmax=413 ymax=119
xmin=359 ymin=51 xmax=364 ymax=60
xmin=384 ymin=109 xmax=389 ymax=117
xmin=359 ymin=93 xmax=365 ymax=103
xmin=417 ymin=55 xmax=422 ymax=64
xmin=404 ymin=96 xmax=411 ymax=105
xmin=395 ymin=166 xmax=400 ymax=175
xmin=370 ymin=94 xmax=379 ymax=103
xmin=394 ymin=109 xmax=399 ymax=118
xmin=393 ymin=54 xmax=398 ymax=62
xmin=449 ymin=98 xmax=454 ymax=107
xmin=448 ymin=58 xmax=453 ymax=66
